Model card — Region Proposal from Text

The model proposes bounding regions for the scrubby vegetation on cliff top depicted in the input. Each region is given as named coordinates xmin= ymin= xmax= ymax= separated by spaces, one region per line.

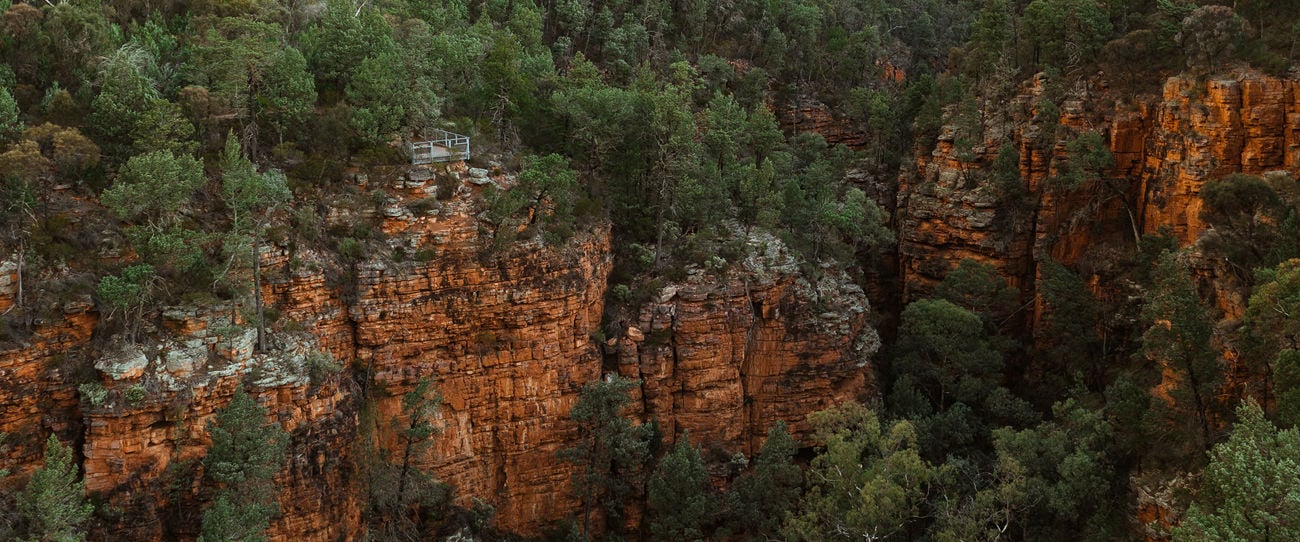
xmin=0 ymin=0 xmax=1299 ymax=540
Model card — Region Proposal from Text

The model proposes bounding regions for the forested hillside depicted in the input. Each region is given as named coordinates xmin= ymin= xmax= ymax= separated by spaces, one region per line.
xmin=1 ymin=0 xmax=1299 ymax=540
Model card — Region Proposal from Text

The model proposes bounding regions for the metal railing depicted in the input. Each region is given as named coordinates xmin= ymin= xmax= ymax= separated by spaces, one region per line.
xmin=410 ymin=129 xmax=471 ymax=164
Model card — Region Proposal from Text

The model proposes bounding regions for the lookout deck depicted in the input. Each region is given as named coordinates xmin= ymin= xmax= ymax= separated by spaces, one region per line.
xmin=410 ymin=129 xmax=471 ymax=164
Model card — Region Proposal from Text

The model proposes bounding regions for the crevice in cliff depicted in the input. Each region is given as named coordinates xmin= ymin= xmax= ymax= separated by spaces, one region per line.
xmin=737 ymin=276 xmax=762 ymax=456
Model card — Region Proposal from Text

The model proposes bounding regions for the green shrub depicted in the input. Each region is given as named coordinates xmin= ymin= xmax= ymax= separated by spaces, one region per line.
xmin=412 ymin=248 xmax=437 ymax=262
xmin=436 ymin=180 xmax=457 ymax=200
xmin=610 ymin=284 xmax=634 ymax=304
xmin=406 ymin=197 xmax=439 ymax=215
xmin=79 ymin=382 xmax=108 ymax=408
xmin=305 ymin=351 xmax=342 ymax=387
xmin=124 ymin=385 xmax=147 ymax=408
xmin=338 ymin=237 xmax=364 ymax=261
xmin=353 ymin=145 xmax=399 ymax=168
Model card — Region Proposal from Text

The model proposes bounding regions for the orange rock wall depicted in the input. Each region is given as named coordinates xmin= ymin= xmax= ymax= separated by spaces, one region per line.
xmin=782 ymin=98 xmax=868 ymax=149
xmin=0 ymin=162 xmax=618 ymax=539
xmin=1141 ymin=76 xmax=1300 ymax=244
xmin=0 ymin=300 xmax=95 ymax=484
xmin=81 ymin=367 xmax=361 ymax=542
xmin=899 ymin=72 xmax=1300 ymax=314
xmin=615 ymin=241 xmax=878 ymax=456
xmin=346 ymin=164 xmax=613 ymax=532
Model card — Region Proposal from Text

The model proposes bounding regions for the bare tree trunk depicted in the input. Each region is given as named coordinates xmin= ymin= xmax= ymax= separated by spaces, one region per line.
xmin=397 ymin=433 xmax=413 ymax=504
xmin=253 ymin=236 xmax=266 ymax=352
xmin=15 ymin=243 xmax=23 ymax=309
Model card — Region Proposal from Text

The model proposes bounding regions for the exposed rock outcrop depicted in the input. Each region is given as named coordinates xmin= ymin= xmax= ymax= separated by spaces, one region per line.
xmin=340 ymin=163 xmax=614 ymax=533
xmin=889 ymin=70 xmax=1300 ymax=542
xmin=782 ymin=98 xmax=868 ymax=149
xmin=79 ymin=325 xmax=361 ymax=542
xmin=615 ymin=233 xmax=879 ymax=456
xmin=898 ymin=71 xmax=1300 ymax=317
xmin=0 ymin=161 xmax=622 ymax=539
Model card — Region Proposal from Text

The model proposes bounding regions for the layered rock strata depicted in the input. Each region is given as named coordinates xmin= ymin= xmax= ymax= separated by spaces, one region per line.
xmin=341 ymin=163 xmax=614 ymax=533
xmin=614 ymin=234 xmax=879 ymax=456
xmin=899 ymin=71 xmax=1300 ymax=312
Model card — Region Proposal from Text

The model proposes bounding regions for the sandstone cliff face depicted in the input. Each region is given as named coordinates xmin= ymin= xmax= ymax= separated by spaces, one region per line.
xmin=0 ymin=156 xmax=878 ymax=539
xmin=892 ymin=70 xmax=1300 ymax=541
xmin=0 ymin=298 xmax=94 ymax=482
xmin=0 ymin=161 xmax=619 ymax=539
xmin=1142 ymin=76 xmax=1300 ymax=245
xmin=79 ymin=326 xmax=361 ymax=542
xmin=898 ymin=71 xmax=1300 ymax=317
xmin=782 ymin=98 xmax=868 ymax=149
xmin=615 ymin=234 xmax=879 ymax=456
xmin=340 ymin=163 xmax=613 ymax=534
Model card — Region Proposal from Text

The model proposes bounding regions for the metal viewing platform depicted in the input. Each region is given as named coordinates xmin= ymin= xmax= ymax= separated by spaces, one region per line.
xmin=410 ymin=129 xmax=470 ymax=164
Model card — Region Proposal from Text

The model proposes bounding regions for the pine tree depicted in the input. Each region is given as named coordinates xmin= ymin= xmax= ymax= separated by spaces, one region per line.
xmin=219 ymin=133 xmax=291 ymax=352
xmin=648 ymin=434 xmax=712 ymax=541
xmin=560 ymin=374 xmax=655 ymax=538
xmin=0 ymin=87 xmax=22 ymax=143
xmin=392 ymin=378 xmax=443 ymax=504
xmin=1141 ymin=251 xmax=1222 ymax=453
xmin=16 ymin=434 xmax=93 ymax=542
xmin=724 ymin=421 xmax=803 ymax=540
xmin=1174 ymin=399 xmax=1300 ymax=541
xmin=200 ymin=386 xmax=288 ymax=542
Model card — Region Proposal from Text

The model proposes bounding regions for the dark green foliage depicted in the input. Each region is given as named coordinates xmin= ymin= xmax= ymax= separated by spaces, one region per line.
xmin=16 ymin=435 xmax=93 ymax=542
xmin=989 ymin=142 xmax=1027 ymax=208
xmin=486 ymin=153 xmax=580 ymax=248
xmin=129 ymin=98 xmax=195 ymax=156
xmin=560 ymin=375 xmax=655 ymax=537
xmin=101 ymin=150 xmax=204 ymax=230
xmin=222 ymin=136 xmax=292 ymax=231
xmin=39 ymin=2 xmax=120 ymax=92
xmin=965 ymin=0 xmax=1012 ymax=78
xmin=346 ymin=51 xmax=420 ymax=145
xmin=1178 ymin=6 xmax=1247 ymax=71
xmin=365 ymin=378 xmax=449 ymax=541
xmin=777 ymin=140 xmax=892 ymax=266
xmin=1275 ymin=350 xmax=1300 ymax=428
xmin=184 ymin=16 xmax=282 ymax=127
xmin=1022 ymin=0 xmax=1112 ymax=71
xmin=991 ymin=400 xmax=1118 ymax=540
xmin=205 ymin=387 xmax=288 ymax=487
xmin=889 ymin=299 xmax=1036 ymax=458
xmin=221 ymin=133 xmax=291 ymax=351
xmin=1141 ymin=251 xmax=1222 ymax=456
xmin=1174 ymin=399 xmax=1300 ymax=541
xmin=393 ymin=378 xmax=443 ymax=503
xmin=1036 ymin=260 xmax=1104 ymax=389
xmin=927 ymin=452 xmax=1027 ymax=541
xmin=201 ymin=386 xmax=288 ymax=542
xmin=647 ymin=435 xmax=712 ymax=541
xmin=723 ymin=421 xmax=802 ymax=540
xmin=784 ymin=403 xmax=935 ymax=541
xmin=1241 ymin=260 xmax=1300 ymax=425
xmin=1049 ymin=131 xmax=1115 ymax=191
xmin=96 ymin=263 xmax=156 ymax=342
xmin=1199 ymin=173 xmax=1290 ymax=280
xmin=90 ymin=47 xmax=159 ymax=148
xmin=936 ymin=259 xmax=1019 ymax=324
xmin=300 ymin=0 xmax=394 ymax=91
xmin=101 ymin=149 xmax=207 ymax=284
xmin=257 ymin=47 xmax=316 ymax=142
xmin=0 ymin=87 xmax=21 ymax=143
xmin=96 ymin=264 xmax=155 ymax=314
xmin=199 ymin=493 xmax=274 ymax=542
